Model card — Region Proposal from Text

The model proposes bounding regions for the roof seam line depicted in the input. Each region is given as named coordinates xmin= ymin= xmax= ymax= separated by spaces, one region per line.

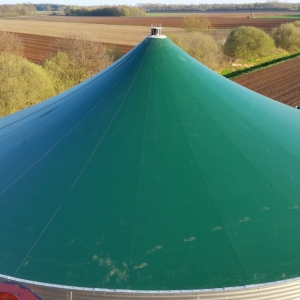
xmin=203 ymin=102 xmax=300 ymax=217
xmin=166 ymin=65 xmax=249 ymax=281
xmin=68 ymin=42 xmax=150 ymax=195
xmin=127 ymin=44 xmax=151 ymax=287
xmin=11 ymin=80 xmax=121 ymax=276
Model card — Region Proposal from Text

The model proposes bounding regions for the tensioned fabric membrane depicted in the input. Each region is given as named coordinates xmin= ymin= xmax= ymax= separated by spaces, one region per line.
xmin=1 ymin=32 xmax=300 ymax=299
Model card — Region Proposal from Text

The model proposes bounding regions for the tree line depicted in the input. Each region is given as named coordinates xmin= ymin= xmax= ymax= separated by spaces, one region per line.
xmin=0 ymin=4 xmax=36 ymax=17
xmin=0 ymin=4 xmax=144 ymax=17
xmin=34 ymin=4 xmax=66 ymax=12
xmin=137 ymin=2 xmax=300 ymax=11
xmin=64 ymin=6 xmax=145 ymax=16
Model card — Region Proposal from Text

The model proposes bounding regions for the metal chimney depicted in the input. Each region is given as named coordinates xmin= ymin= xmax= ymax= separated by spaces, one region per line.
xmin=151 ymin=24 xmax=162 ymax=36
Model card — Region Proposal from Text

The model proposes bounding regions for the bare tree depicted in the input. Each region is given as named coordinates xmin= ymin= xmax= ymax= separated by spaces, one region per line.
xmin=182 ymin=15 xmax=213 ymax=33
xmin=0 ymin=31 xmax=24 ymax=57
xmin=168 ymin=32 xmax=227 ymax=71
xmin=54 ymin=31 xmax=113 ymax=80
xmin=44 ymin=52 xmax=85 ymax=94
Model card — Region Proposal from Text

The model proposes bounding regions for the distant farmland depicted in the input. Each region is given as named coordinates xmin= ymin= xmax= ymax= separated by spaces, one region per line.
xmin=0 ymin=18 xmax=181 ymax=64
xmin=0 ymin=19 xmax=183 ymax=45
xmin=145 ymin=10 xmax=300 ymax=18
xmin=2 ymin=13 xmax=300 ymax=109
xmin=7 ymin=12 xmax=299 ymax=30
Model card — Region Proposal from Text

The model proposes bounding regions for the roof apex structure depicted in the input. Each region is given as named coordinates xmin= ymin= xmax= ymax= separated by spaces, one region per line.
xmin=149 ymin=24 xmax=165 ymax=38
xmin=1 ymin=35 xmax=300 ymax=300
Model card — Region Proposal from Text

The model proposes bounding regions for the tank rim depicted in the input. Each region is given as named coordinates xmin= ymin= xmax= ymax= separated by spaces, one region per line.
xmin=1 ymin=273 xmax=300 ymax=295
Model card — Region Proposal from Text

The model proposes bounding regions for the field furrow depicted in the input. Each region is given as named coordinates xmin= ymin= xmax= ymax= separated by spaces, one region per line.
xmin=12 ymin=32 xmax=134 ymax=64
xmin=234 ymin=57 xmax=300 ymax=107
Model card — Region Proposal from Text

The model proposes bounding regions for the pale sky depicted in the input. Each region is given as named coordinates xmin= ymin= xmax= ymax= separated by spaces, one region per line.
xmin=1 ymin=0 xmax=300 ymax=7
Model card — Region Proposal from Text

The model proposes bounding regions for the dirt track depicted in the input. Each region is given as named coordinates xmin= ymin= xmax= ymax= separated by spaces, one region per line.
xmin=233 ymin=58 xmax=300 ymax=107
xmin=13 ymin=32 xmax=134 ymax=64
xmin=14 ymin=14 xmax=299 ymax=30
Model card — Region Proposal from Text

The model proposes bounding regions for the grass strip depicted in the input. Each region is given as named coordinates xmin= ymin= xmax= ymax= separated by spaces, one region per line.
xmin=258 ymin=15 xmax=300 ymax=19
xmin=223 ymin=51 xmax=300 ymax=79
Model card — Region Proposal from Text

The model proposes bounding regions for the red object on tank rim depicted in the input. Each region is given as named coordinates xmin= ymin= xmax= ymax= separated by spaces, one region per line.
xmin=0 ymin=282 xmax=41 ymax=300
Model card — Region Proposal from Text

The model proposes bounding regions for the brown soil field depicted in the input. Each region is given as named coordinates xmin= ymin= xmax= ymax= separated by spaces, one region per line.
xmin=210 ymin=17 xmax=297 ymax=30
xmin=15 ymin=33 xmax=57 ymax=64
xmin=13 ymin=32 xmax=134 ymax=64
xmin=9 ymin=14 xmax=299 ymax=30
xmin=234 ymin=58 xmax=300 ymax=107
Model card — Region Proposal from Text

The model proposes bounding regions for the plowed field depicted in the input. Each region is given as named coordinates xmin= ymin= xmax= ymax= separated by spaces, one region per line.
xmin=13 ymin=32 xmax=134 ymax=64
xmin=12 ymin=14 xmax=299 ymax=30
xmin=15 ymin=33 xmax=57 ymax=64
xmin=233 ymin=57 xmax=300 ymax=107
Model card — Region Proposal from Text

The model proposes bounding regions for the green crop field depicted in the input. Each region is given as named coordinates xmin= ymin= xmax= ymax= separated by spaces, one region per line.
xmin=259 ymin=14 xmax=300 ymax=19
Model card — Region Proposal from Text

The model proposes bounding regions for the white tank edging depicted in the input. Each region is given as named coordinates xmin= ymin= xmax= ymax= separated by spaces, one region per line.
xmin=2 ymin=273 xmax=300 ymax=299
xmin=147 ymin=35 xmax=167 ymax=39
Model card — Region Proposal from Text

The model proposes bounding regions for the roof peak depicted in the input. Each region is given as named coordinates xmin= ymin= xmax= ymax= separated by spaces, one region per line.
xmin=149 ymin=24 xmax=166 ymax=39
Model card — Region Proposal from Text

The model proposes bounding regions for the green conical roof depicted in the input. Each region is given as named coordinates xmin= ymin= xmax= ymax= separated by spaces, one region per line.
xmin=1 ymin=36 xmax=300 ymax=291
